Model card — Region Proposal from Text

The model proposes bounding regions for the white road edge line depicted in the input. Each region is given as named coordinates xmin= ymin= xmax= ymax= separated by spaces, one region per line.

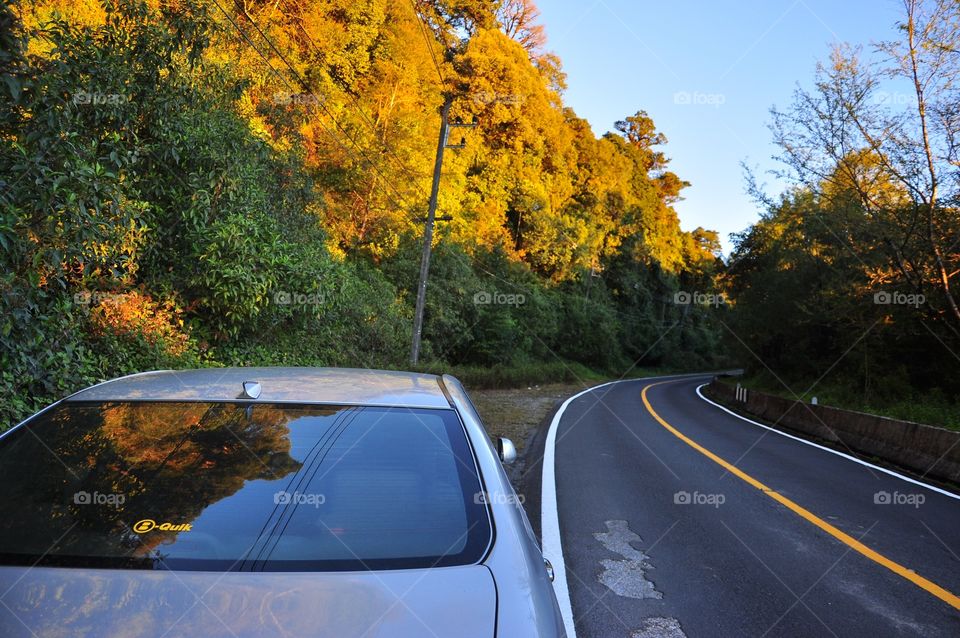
xmin=694 ymin=383 xmax=960 ymax=501
xmin=542 ymin=372 xmax=715 ymax=638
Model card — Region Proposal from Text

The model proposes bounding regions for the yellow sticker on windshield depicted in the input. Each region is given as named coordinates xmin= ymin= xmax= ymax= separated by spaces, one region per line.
xmin=133 ymin=519 xmax=192 ymax=533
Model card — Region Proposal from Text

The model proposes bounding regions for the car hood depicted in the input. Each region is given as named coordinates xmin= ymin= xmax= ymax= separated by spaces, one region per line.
xmin=0 ymin=564 xmax=496 ymax=637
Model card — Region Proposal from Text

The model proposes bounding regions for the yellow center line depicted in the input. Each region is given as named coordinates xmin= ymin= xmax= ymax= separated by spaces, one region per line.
xmin=641 ymin=380 xmax=960 ymax=611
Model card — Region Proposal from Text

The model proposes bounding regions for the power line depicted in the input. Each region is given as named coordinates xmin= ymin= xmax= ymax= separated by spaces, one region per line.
xmin=409 ymin=0 xmax=446 ymax=83
xmin=209 ymin=0 xmax=417 ymax=208
xmin=292 ymin=19 xmax=432 ymax=199
xmin=234 ymin=3 xmax=401 ymax=183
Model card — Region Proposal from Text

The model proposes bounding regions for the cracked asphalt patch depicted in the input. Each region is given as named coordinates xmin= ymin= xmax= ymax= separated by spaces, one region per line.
xmin=632 ymin=616 xmax=687 ymax=638
xmin=594 ymin=520 xmax=688 ymax=637
xmin=594 ymin=520 xmax=662 ymax=600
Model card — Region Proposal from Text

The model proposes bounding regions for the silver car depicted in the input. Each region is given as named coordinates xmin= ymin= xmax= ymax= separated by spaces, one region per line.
xmin=0 ymin=368 xmax=565 ymax=637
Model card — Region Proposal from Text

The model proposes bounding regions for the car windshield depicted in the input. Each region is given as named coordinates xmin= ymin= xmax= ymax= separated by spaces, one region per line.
xmin=0 ymin=402 xmax=491 ymax=571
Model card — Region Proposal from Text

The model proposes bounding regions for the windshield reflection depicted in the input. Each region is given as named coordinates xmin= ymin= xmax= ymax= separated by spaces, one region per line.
xmin=0 ymin=402 xmax=489 ymax=572
xmin=0 ymin=402 xmax=340 ymax=566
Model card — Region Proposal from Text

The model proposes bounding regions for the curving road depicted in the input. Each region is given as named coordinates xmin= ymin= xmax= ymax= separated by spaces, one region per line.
xmin=532 ymin=374 xmax=960 ymax=638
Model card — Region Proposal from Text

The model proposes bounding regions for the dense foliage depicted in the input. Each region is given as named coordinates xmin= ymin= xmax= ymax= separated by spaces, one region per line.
xmin=726 ymin=0 xmax=960 ymax=423
xmin=1 ymin=0 xmax=726 ymax=427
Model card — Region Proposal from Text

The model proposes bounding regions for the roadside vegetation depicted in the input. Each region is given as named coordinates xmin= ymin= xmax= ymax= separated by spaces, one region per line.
xmin=717 ymin=375 xmax=960 ymax=431
xmin=724 ymin=0 xmax=960 ymax=428
xmin=1 ymin=0 xmax=727 ymax=428
xmin=412 ymin=361 xmax=604 ymax=390
xmin=4 ymin=0 xmax=956 ymax=432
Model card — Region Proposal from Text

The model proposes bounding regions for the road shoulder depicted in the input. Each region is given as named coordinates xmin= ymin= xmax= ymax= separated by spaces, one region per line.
xmin=468 ymin=383 xmax=585 ymax=541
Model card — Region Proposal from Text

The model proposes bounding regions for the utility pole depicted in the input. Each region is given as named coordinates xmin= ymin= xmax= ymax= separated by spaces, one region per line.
xmin=410 ymin=94 xmax=453 ymax=365
xmin=409 ymin=95 xmax=477 ymax=365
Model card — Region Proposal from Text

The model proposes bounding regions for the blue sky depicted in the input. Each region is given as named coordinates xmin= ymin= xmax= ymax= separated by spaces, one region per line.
xmin=536 ymin=0 xmax=907 ymax=254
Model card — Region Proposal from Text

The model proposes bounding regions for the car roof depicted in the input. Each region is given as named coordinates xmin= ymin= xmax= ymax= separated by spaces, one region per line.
xmin=65 ymin=367 xmax=453 ymax=409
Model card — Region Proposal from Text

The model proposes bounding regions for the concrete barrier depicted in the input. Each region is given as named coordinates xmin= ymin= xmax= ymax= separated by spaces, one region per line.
xmin=704 ymin=379 xmax=960 ymax=485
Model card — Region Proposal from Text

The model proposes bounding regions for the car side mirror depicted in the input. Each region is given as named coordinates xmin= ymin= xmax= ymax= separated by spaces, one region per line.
xmin=497 ymin=437 xmax=517 ymax=464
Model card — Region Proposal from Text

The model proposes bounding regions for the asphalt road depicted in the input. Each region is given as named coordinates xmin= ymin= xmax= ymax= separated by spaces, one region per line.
xmin=537 ymin=375 xmax=960 ymax=638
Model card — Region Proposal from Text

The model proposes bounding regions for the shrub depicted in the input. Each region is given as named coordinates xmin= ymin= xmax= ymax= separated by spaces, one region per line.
xmin=87 ymin=289 xmax=200 ymax=365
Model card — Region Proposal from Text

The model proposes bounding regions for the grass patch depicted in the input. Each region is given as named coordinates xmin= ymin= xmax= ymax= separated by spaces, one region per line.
xmin=720 ymin=374 xmax=960 ymax=431
xmin=409 ymin=360 xmax=692 ymax=390
xmin=469 ymin=383 xmax=586 ymax=451
xmin=409 ymin=360 xmax=607 ymax=390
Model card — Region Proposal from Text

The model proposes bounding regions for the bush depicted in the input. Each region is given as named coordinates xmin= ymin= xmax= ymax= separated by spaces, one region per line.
xmin=0 ymin=286 xmax=203 ymax=429
xmin=0 ymin=290 xmax=98 ymax=428
xmin=86 ymin=290 xmax=203 ymax=370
